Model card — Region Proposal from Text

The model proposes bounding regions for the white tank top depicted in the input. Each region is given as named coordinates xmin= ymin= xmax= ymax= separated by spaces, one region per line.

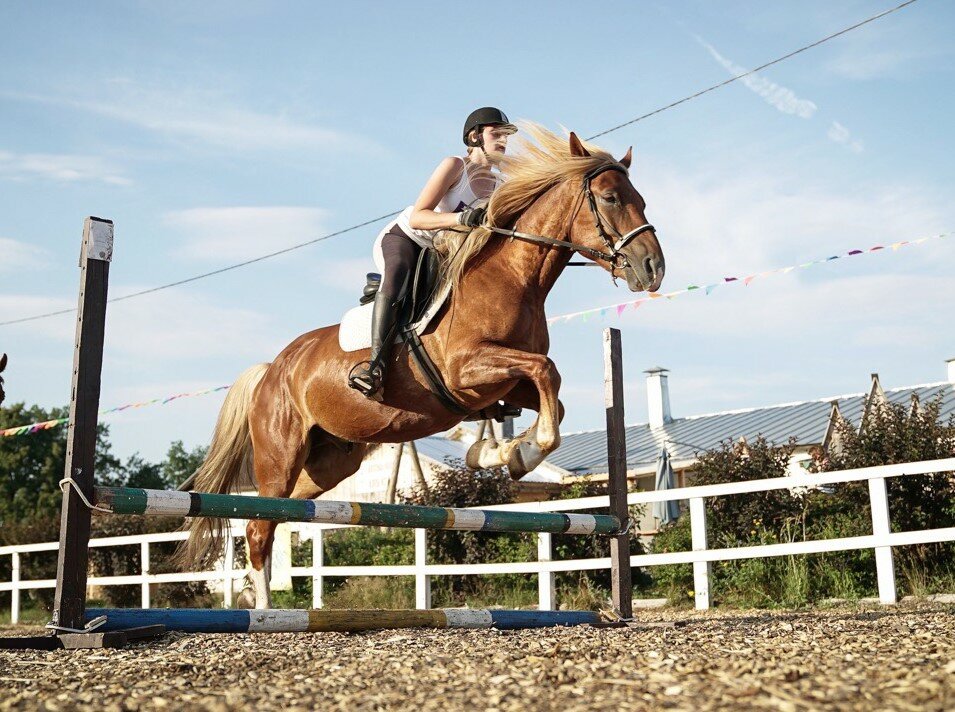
xmin=395 ymin=157 xmax=498 ymax=248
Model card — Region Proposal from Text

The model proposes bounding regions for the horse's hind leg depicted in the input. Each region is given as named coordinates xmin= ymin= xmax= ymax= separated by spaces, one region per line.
xmin=295 ymin=431 xmax=368 ymax=497
xmin=245 ymin=413 xmax=309 ymax=610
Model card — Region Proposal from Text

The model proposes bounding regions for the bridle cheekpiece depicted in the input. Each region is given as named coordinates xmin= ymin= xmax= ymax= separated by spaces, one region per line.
xmin=486 ymin=161 xmax=656 ymax=282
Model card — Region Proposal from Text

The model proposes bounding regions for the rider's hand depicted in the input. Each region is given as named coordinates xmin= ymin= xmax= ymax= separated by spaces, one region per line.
xmin=457 ymin=206 xmax=487 ymax=228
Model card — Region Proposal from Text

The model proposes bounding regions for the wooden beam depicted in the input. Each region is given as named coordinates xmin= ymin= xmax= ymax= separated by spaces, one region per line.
xmin=51 ymin=217 xmax=113 ymax=633
xmin=604 ymin=328 xmax=633 ymax=620
xmin=385 ymin=442 xmax=403 ymax=504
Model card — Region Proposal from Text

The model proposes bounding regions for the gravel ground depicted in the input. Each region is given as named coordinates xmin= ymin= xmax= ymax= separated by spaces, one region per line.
xmin=0 ymin=601 xmax=952 ymax=711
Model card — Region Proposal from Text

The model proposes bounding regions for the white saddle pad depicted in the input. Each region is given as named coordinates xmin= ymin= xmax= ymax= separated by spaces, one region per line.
xmin=338 ymin=283 xmax=451 ymax=352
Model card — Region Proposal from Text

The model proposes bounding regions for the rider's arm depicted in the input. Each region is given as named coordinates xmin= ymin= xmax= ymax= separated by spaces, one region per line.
xmin=408 ymin=157 xmax=466 ymax=231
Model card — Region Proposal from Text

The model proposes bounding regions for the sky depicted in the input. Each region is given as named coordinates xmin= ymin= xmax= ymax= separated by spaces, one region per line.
xmin=1 ymin=0 xmax=953 ymax=462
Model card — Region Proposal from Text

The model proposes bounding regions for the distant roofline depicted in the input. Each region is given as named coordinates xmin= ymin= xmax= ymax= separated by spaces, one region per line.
xmin=560 ymin=379 xmax=954 ymax=437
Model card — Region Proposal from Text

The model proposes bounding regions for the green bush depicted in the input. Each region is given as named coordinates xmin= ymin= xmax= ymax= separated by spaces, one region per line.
xmin=811 ymin=391 xmax=955 ymax=591
xmin=553 ymin=478 xmax=649 ymax=596
xmin=648 ymin=394 xmax=955 ymax=607
xmin=401 ymin=462 xmax=535 ymax=605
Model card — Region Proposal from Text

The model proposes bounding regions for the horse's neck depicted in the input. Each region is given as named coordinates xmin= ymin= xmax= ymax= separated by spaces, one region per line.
xmin=462 ymin=185 xmax=573 ymax=301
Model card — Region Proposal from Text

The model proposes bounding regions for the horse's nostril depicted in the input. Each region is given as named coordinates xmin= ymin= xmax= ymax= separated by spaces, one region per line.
xmin=643 ymin=256 xmax=654 ymax=278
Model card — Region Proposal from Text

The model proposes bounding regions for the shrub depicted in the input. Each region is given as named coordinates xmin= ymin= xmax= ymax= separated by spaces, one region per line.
xmin=810 ymin=391 xmax=955 ymax=596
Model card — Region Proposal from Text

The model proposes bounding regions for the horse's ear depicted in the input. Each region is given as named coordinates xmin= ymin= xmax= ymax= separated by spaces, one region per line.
xmin=0 ymin=353 xmax=6 ymax=372
xmin=569 ymin=132 xmax=591 ymax=158
xmin=619 ymin=147 xmax=632 ymax=169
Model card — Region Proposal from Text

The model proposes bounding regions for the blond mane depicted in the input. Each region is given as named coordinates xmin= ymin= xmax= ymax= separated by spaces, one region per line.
xmin=433 ymin=123 xmax=624 ymax=292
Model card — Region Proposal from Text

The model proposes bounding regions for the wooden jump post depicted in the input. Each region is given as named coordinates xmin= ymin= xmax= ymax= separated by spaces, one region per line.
xmin=0 ymin=219 xmax=635 ymax=647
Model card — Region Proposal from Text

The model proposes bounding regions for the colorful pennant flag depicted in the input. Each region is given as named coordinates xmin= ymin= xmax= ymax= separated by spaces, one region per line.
xmin=546 ymin=231 xmax=949 ymax=325
xmin=1 ymin=385 xmax=231 ymax=438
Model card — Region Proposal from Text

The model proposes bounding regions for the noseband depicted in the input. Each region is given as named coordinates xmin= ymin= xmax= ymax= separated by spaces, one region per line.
xmin=486 ymin=163 xmax=656 ymax=278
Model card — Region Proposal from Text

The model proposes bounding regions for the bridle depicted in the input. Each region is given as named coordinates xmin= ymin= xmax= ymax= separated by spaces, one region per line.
xmin=485 ymin=163 xmax=656 ymax=278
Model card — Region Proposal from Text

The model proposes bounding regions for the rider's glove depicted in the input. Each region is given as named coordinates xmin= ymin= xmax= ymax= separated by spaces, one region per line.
xmin=457 ymin=206 xmax=487 ymax=228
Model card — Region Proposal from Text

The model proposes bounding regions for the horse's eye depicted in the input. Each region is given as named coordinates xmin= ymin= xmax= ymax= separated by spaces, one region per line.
xmin=602 ymin=195 xmax=618 ymax=205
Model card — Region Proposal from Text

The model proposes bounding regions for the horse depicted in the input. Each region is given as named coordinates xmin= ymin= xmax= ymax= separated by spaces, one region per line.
xmin=176 ymin=125 xmax=665 ymax=608
xmin=0 ymin=353 xmax=7 ymax=406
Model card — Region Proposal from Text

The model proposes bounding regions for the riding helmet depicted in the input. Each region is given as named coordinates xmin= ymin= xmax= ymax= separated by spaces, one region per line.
xmin=463 ymin=107 xmax=517 ymax=146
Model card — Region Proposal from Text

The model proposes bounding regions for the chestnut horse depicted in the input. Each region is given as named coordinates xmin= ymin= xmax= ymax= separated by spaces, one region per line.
xmin=177 ymin=126 xmax=665 ymax=608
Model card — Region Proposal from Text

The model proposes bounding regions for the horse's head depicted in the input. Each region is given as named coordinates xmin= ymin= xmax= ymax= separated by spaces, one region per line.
xmin=0 ymin=353 xmax=6 ymax=405
xmin=567 ymin=132 xmax=665 ymax=292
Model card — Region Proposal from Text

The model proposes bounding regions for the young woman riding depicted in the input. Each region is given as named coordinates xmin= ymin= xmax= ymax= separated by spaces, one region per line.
xmin=348 ymin=107 xmax=517 ymax=400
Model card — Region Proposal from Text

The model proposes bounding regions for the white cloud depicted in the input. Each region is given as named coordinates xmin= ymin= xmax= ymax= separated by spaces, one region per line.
xmin=0 ymin=294 xmax=74 ymax=340
xmin=827 ymin=121 xmax=864 ymax=153
xmin=620 ymin=272 xmax=954 ymax=341
xmin=0 ymin=238 xmax=52 ymax=272
xmin=5 ymin=83 xmax=378 ymax=154
xmin=104 ymin=287 xmax=284 ymax=362
xmin=164 ymin=206 xmax=331 ymax=262
xmin=697 ymin=39 xmax=817 ymax=118
xmin=827 ymin=49 xmax=915 ymax=80
xmin=0 ymin=149 xmax=130 ymax=185
xmin=1 ymin=286 xmax=284 ymax=363
xmin=640 ymin=160 xmax=946 ymax=282
xmin=318 ymin=257 xmax=379 ymax=293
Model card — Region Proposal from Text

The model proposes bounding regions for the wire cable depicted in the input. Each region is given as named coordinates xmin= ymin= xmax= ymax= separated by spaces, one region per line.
xmin=0 ymin=0 xmax=918 ymax=328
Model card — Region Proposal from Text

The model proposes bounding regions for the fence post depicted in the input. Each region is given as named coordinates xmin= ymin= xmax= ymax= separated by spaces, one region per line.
xmin=604 ymin=328 xmax=633 ymax=619
xmin=222 ymin=532 xmax=235 ymax=609
xmin=312 ymin=527 xmax=324 ymax=609
xmin=689 ymin=497 xmax=710 ymax=610
xmin=52 ymin=217 xmax=113 ymax=632
xmin=868 ymin=477 xmax=897 ymax=604
xmin=11 ymin=553 xmax=20 ymax=625
xmin=415 ymin=528 xmax=431 ymax=609
xmin=537 ymin=532 xmax=555 ymax=611
xmin=140 ymin=542 xmax=150 ymax=609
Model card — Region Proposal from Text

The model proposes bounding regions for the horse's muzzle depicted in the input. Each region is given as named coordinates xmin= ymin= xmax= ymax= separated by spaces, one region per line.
xmin=625 ymin=254 xmax=665 ymax=292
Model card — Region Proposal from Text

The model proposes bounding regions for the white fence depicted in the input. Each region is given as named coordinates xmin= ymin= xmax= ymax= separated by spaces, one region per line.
xmin=2 ymin=458 xmax=953 ymax=622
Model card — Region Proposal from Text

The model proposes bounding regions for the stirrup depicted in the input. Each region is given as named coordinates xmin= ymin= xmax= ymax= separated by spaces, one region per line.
xmin=348 ymin=361 xmax=384 ymax=401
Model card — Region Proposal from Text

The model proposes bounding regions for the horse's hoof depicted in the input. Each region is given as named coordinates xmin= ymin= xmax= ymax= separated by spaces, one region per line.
xmin=236 ymin=588 xmax=256 ymax=609
xmin=466 ymin=439 xmax=500 ymax=469
xmin=506 ymin=441 xmax=537 ymax=479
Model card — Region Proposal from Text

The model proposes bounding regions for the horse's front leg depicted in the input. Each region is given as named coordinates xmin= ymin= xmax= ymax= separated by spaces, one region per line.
xmin=448 ymin=346 xmax=561 ymax=477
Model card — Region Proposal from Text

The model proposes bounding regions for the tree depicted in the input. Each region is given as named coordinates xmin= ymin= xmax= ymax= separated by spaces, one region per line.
xmin=0 ymin=402 xmax=121 ymax=524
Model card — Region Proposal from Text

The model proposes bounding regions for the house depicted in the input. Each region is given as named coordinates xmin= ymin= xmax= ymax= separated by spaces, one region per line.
xmin=545 ymin=358 xmax=955 ymax=533
xmin=316 ymin=358 xmax=955 ymax=535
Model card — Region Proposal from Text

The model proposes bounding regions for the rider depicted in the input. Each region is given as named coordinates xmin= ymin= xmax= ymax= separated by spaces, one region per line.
xmin=348 ymin=107 xmax=517 ymax=401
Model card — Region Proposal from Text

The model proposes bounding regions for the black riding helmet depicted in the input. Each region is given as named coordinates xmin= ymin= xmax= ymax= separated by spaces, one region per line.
xmin=463 ymin=107 xmax=518 ymax=147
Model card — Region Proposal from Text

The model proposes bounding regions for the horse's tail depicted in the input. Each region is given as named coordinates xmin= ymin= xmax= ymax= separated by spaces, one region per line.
xmin=172 ymin=363 xmax=269 ymax=571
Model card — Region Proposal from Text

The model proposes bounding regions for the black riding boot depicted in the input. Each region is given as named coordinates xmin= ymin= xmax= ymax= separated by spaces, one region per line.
xmin=348 ymin=292 xmax=400 ymax=401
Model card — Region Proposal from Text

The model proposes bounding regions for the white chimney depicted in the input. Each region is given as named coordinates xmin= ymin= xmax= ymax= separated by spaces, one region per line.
xmin=645 ymin=366 xmax=672 ymax=428
xmin=947 ymin=358 xmax=955 ymax=383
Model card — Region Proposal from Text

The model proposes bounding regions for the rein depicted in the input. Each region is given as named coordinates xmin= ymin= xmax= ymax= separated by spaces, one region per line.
xmin=486 ymin=163 xmax=656 ymax=274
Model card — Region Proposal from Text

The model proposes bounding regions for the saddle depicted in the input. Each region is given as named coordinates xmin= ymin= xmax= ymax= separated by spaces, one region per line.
xmin=348 ymin=250 xmax=521 ymax=423
xmin=358 ymin=247 xmax=440 ymax=326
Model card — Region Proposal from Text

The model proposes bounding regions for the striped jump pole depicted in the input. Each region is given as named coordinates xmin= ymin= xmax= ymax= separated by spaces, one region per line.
xmin=92 ymin=486 xmax=623 ymax=535
xmin=87 ymin=608 xmax=603 ymax=634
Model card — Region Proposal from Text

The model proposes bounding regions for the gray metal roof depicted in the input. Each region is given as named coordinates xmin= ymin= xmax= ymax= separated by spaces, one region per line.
xmin=547 ymin=381 xmax=955 ymax=476
xmin=413 ymin=436 xmax=469 ymax=466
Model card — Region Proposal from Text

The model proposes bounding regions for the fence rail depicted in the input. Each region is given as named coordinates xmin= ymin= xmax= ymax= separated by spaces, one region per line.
xmin=3 ymin=458 xmax=953 ymax=622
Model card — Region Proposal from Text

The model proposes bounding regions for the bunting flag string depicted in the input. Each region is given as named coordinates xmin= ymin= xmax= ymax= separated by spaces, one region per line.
xmin=547 ymin=231 xmax=949 ymax=325
xmin=0 ymin=385 xmax=231 ymax=438
xmin=3 ymin=232 xmax=948 ymax=437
